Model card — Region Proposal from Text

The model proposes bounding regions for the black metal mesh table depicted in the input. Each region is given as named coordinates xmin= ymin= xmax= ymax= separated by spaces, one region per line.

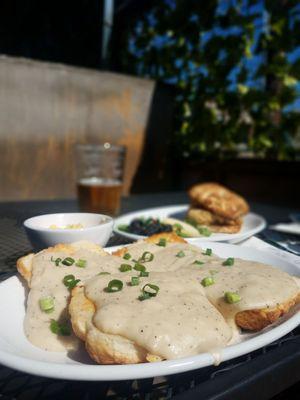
xmin=0 ymin=194 xmax=299 ymax=400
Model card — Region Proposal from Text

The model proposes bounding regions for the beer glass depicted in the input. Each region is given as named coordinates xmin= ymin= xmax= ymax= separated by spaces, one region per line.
xmin=75 ymin=143 xmax=126 ymax=216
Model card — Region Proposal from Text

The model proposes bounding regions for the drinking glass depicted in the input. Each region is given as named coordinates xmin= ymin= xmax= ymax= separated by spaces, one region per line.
xmin=75 ymin=143 xmax=126 ymax=216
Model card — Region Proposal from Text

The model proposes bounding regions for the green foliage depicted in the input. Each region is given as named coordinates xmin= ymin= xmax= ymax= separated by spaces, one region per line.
xmin=118 ymin=0 xmax=300 ymax=160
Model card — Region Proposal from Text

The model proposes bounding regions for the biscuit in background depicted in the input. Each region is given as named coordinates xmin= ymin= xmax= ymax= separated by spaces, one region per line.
xmin=188 ymin=182 xmax=249 ymax=220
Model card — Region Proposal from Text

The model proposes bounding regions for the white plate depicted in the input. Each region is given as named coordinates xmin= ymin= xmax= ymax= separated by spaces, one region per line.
xmin=0 ymin=241 xmax=299 ymax=381
xmin=114 ymin=205 xmax=266 ymax=243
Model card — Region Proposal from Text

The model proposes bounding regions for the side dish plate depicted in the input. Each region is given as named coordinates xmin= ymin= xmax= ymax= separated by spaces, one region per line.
xmin=0 ymin=241 xmax=298 ymax=381
xmin=114 ymin=205 xmax=266 ymax=243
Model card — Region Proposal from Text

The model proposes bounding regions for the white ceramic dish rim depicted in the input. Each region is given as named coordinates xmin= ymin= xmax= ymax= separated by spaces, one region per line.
xmin=0 ymin=241 xmax=299 ymax=381
xmin=24 ymin=213 xmax=113 ymax=233
xmin=114 ymin=205 xmax=266 ymax=242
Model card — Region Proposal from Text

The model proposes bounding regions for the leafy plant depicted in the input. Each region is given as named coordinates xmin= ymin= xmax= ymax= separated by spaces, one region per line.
xmin=116 ymin=0 xmax=300 ymax=160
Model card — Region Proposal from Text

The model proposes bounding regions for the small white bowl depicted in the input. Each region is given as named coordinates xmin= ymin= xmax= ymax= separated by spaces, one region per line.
xmin=24 ymin=213 xmax=114 ymax=249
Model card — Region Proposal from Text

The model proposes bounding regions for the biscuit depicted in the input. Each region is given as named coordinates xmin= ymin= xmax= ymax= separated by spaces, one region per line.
xmin=188 ymin=183 xmax=249 ymax=220
xmin=187 ymin=208 xmax=241 ymax=226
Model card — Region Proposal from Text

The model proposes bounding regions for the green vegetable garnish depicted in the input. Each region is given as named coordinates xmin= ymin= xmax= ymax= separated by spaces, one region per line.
xmin=176 ymin=251 xmax=185 ymax=258
xmin=134 ymin=263 xmax=146 ymax=272
xmin=138 ymin=283 xmax=159 ymax=301
xmin=119 ymin=264 xmax=132 ymax=272
xmin=105 ymin=279 xmax=123 ymax=293
xmin=50 ymin=319 xmax=71 ymax=336
xmin=201 ymin=276 xmax=215 ymax=287
xmin=123 ymin=253 xmax=131 ymax=260
xmin=75 ymin=259 xmax=87 ymax=268
xmin=139 ymin=270 xmax=149 ymax=277
xmin=51 ymin=257 xmax=62 ymax=266
xmin=225 ymin=291 xmax=241 ymax=304
xmin=193 ymin=260 xmax=204 ymax=265
xmin=98 ymin=271 xmax=110 ymax=275
xmin=61 ymin=257 xmax=75 ymax=266
xmin=198 ymin=226 xmax=212 ymax=237
xmin=131 ymin=276 xmax=140 ymax=286
xmin=140 ymin=251 xmax=154 ymax=262
xmin=39 ymin=296 xmax=55 ymax=313
xmin=157 ymin=238 xmax=167 ymax=247
xmin=63 ymin=274 xmax=80 ymax=289
xmin=203 ymin=248 xmax=212 ymax=256
xmin=223 ymin=257 xmax=235 ymax=266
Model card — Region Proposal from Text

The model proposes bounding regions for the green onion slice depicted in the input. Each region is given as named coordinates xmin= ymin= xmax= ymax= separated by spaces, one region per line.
xmin=51 ymin=257 xmax=62 ymax=266
xmin=134 ymin=263 xmax=146 ymax=272
xmin=223 ymin=257 xmax=235 ymax=266
xmin=119 ymin=264 xmax=132 ymax=272
xmin=198 ymin=226 xmax=212 ymax=237
xmin=225 ymin=291 xmax=241 ymax=304
xmin=75 ymin=259 xmax=87 ymax=268
xmin=106 ymin=279 xmax=123 ymax=293
xmin=157 ymin=238 xmax=167 ymax=247
xmin=201 ymin=276 xmax=215 ymax=287
xmin=98 ymin=271 xmax=111 ymax=276
xmin=193 ymin=260 xmax=204 ymax=265
xmin=63 ymin=274 xmax=80 ymax=289
xmin=62 ymin=257 xmax=75 ymax=266
xmin=176 ymin=251 xmax=185 ymax=258
xmin=131 ymin=276 xmax=140 ymax=286
xmin=39 ymin=296 xmax=54 ymax=313
xmin=203 ymin=248 xmax=212 ymax=256
xmin=140 ymin=251 xmax=154 ymax=262
xmin=50 ymin=319 xmax=71 ymax=336
xmin=123 ymin=253 xmax=131 ymax=260
xmin=139 ymin=270 xmax=149 ymax=277
xmin=138 ymin=283 xmax=159 ymax=300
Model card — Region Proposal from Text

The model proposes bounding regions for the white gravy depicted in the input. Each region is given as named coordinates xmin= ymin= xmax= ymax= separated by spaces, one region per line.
xmin=24 ymin=242 xmax=299 ymax=357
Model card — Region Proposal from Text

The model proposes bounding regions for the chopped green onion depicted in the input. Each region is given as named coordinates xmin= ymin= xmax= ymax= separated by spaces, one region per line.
xmin=140 ymin=251 xmax=154 ymax=262
xmin=173 ymin=223 xmax=183 ymax=235
xmin=138 ymin=283 xmax=159 ymax=301
xmin=139 ymin=270 xmax=149 ymax=277
xmin=123 ymin=253 xmax=131 ymax=260
xmin=225 ymin=291 xmax=241 ymax=304
xmin=75 ymin=259 xmax=87 ymax=268
xmin=223 ymin=257 xmax=235 ymax=266
xmin=39 ymin=296 xmax=54 ymax=313
xmin=55 ymin=258 xmax=62 ymax=266
xmin=193 ymin=260 xmax=204 ymax=265
xmin=51 ymin=257 xmax=62 ymax=266
xmin=176 ymin=251 xmax=185 ymax=258
xmin=134 ymin=263 xmax=146 ymax=272
xmin=138 ymin=292 xmax=151 ymax=301
xmin=131 ymin=276 xmax=140 ymax=286
xmin=98 ymin=271 xmax=111 ymax=276
xmin=157 ymin=238 xmax=167 ymax=247
xmin=198 ymin=226 xmax=212 ymax=237
xmin=63 ymin=274 xmax=80 ymax=289
xmin=203 ymin=248 xmax=212 ymax=256
xmin=62 ymin=257 xmax=75 ymax=266
xmin=105 ymin=279 xmax=123 ymax=293
xmin=50 ymin=319 xmax=71 ymax=336
xmin=201 ymin=276 xmax=215 ymax=287
xmin=119 ymin=264 xmax=132 ymax=272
